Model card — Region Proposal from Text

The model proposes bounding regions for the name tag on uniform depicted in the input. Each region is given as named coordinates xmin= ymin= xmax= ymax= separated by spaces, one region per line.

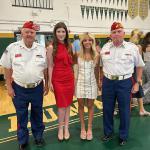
xmin=104 ymin=51 xmax=110 ymax=55
xmin=125 ymin=53 xmax=131 ymax=56
xmin=15 ymin=53 xmax=22 ymax=58
xmin=36 ymin=55 xmax=43 ymax=58
xmin=35 ymin=54 xmax=44 ymax=62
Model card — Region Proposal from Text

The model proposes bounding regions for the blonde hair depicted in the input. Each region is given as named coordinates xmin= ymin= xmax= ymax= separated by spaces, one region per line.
xmin=79 ymin=32 xmax=98 ymax=60
xmin=129 ymin=29 xmax=143 ymax=45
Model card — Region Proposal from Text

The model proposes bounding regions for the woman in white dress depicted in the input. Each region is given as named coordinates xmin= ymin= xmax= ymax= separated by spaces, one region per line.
xmin=75 ymin=33 xmax=100 ymax=140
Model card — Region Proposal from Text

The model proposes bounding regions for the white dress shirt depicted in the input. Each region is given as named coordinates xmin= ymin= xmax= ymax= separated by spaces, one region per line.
xmin=101 ymin=41 xmax=145 ymax=76
xmin=0 ymin=40 xmax=47 ymax=84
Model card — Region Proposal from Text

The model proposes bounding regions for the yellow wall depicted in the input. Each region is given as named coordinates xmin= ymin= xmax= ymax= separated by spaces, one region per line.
xmin=0 ymin=33 xmax=14 ymax=38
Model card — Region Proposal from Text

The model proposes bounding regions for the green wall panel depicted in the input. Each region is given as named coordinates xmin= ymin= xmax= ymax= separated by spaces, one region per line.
xmin=0 ymin=38 xmax=15 ymax=58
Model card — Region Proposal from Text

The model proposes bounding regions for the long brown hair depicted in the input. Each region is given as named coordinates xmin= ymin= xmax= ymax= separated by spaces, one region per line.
xmin=142 ymin=32 xmax=150 ymax=52
xmin=52 ymin=22 xmax=72 ymax=57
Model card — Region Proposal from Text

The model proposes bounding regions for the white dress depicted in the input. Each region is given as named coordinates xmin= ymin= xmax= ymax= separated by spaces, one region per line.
xmin=75 ymin=57 xmax=97 ymax=99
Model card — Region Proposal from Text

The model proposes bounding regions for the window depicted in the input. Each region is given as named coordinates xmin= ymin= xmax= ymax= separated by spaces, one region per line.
xmin=14 ymin=31 xmax=53 ymax=47
xmin=12 ymin=0 xmax=53 ymax=10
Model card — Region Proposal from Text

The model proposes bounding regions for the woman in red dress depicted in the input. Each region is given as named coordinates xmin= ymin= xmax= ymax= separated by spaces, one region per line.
xmin=47 ymin=22 xmax=74 ymax=141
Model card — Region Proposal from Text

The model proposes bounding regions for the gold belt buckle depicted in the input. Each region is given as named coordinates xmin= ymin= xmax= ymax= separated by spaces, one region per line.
xmin=26 ymin=83 xmax=36 ymax=88
xmin=111 ymin=75 xmax=119 ymax=80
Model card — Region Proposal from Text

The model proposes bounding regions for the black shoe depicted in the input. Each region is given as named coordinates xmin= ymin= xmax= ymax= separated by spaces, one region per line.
xmin=101 ymin=135 xmax=113 ymax=142
xmin=35 ymin=138 xmax=45 ymax=147
xmin=119 ymin=138 xmax=127 ymax=146
xmin=19 ymin=143 xmax=28 ymax=150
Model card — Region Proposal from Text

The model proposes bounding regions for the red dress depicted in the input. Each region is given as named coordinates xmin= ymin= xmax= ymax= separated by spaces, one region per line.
xmin=52 ymin=42 xmax=74 ymax=108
